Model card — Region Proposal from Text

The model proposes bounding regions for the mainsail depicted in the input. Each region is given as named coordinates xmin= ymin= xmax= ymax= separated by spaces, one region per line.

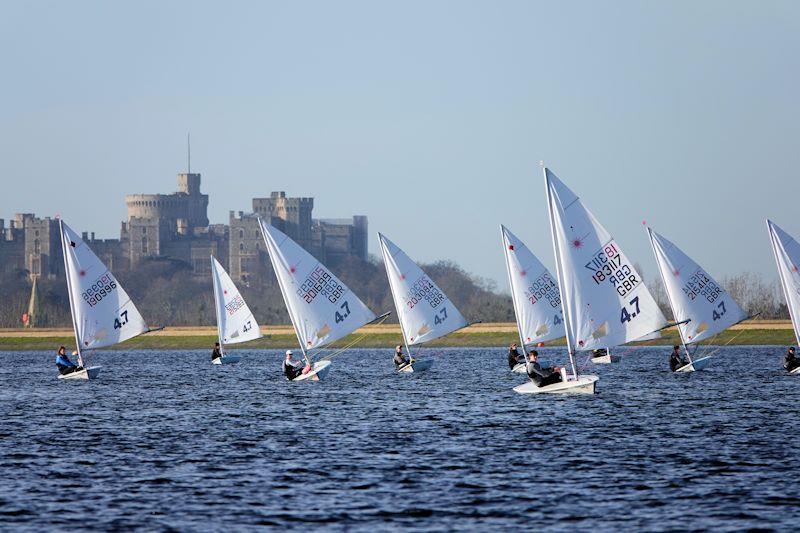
xmin=211 ymin=256 xmax=262 ymax=348
xmin=259 ymin=219 xmax=376 ymax=356
xmin=59 ymin=220 xmax=148 ymax=356
xmin=500 ymin=225 xmax=565 ymax=346
xmin=378 ymin=233 xmax=468 ymax=346
xmin=766 ymin=219 xmax=800 ymax=347
xmin=544 ymin=168 xmax=666 ymax=357
xmin=647 ymin=227 xmax=747 ymax=346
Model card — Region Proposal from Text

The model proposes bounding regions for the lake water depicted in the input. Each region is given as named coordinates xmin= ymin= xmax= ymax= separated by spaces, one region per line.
xmin=1 ymin=346 xmax=799 ymax=531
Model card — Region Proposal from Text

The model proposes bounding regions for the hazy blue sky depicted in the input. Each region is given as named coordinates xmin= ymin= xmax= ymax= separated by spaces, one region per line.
xmin=1 ymin=1 xmax=798 ymax=289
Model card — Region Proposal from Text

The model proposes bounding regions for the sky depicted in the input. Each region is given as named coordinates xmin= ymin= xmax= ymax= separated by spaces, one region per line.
xmin=1 ymin=0 xmax=798 ymax=291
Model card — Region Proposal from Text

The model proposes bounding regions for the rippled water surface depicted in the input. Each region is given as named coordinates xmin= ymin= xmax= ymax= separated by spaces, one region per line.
xmin=2 ymin=346 xmax=800 ymax=531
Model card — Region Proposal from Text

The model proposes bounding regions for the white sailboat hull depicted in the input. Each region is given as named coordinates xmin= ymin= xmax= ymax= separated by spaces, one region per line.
xmin=291 ymin=360 xmax=331 ymax=382
xmin=789 ymin=366 xmax=800 ymax=375
xmin=514 ymin=374 xmax=599 ymax=395
xmin=591 ymin=354 xmax=621 ymax=364
xmin=512 ymin=362 xmax=527 ymax=374
xmin=58 ymin=366 xmax=102 ymax=380
xmin=212 ymin=354 xmax=241 ymax=365
xmin=398 ymin=359 xmax=433 ymax=373
xmin=675 ymin=355 xmax=714 ymax=373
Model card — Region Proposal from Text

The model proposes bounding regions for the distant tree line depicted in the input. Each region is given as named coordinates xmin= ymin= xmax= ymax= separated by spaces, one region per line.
xmin=0 ymin=255 xmax=515 ymax=328
xmin=1 ymin=256 xmax=790 ymax=329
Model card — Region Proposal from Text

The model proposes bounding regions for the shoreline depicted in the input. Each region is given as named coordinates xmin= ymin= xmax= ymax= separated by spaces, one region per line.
xmin=0 ymin=321 xmax=794 ymax=350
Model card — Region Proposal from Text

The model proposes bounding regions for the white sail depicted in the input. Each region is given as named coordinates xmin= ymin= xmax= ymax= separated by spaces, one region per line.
xmin=378 ymin=233 xmax=468 ymax=345
xmin=544 ymin=168 xmax=666 ymax=352
xmin=259 ymin=219 xmax=376 ymax=352
xmin=60 ymin=220 xmax=148 ymax=351
xmin=211 ymin=256 xmax=262 ymax=346
xmin=767 ymin=220 xmax=800 ymax=347
xmin=647 ymin=227 xmax=747 ymax=345
xmin=500 ymin=225 xmax=565 ymax=345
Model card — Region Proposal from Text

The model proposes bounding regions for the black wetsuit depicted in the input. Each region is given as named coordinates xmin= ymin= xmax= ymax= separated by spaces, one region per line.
xmin=526 ymin=361 xmax=562 ymax=387
xmin=394 ymin=352 xmax=410 ymax=370
xmin=669 ymin=351 xmax=687 ymax=372
xmin=283 ymin=361 xmax=303 ymax=380
xmin=508 ymin=348 xmax=524 ymax=369
xmin=211 ymin=347 xmax=222 ymax=361
xmin=784 ymin=351 xmax=800 ymax=372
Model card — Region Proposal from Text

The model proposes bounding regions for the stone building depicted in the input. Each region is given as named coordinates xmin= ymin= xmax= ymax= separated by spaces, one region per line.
xmin=2 ymin=170 xmax=369 ymax=285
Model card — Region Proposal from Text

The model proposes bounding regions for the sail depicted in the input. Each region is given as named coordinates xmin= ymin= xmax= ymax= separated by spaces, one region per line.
xmin=500 ymin=225 xmax=565 ymax=345
xmin=60 ymin=220 xmax=148 ymax=351
xmin=766 ymin=220 xmax=800 ymax=347
xmin=211 ymin=256 xmax=262 ymax=346
xmin=27 ymin=276 xmax=39 ymax=328
xmin=259 ymin=219 xmax=376 ymax=351
xmin=544 ymin=168 xmax=666 ymax=352
xmin=378 ymin=233 xmax=468 ymax=345
xmin=647 ymin=227 xmax=747 ymax=345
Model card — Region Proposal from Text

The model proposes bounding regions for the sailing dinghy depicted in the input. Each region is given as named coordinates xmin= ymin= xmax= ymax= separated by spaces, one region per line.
xmin=646 ymin=226 xmax=747 ymax=372
xmin=378 ymin=233 xmax=470 ymax=373
xmin=590 ymin=348 xmax=620 ymax=365
xmin=515 ymin=168 xmax=669 ymax=394
xmin=58 ymin=220 xmax=153 ymax=380
xmin=500 ymin=225 xmax=566 ymax=373
xmin=766 ymin=220 xmax=800 ymax=374
xmin=259 ymin=219 xmax=384 ymax=381
xmin=211 ymin=255 xmax=261 ymax=364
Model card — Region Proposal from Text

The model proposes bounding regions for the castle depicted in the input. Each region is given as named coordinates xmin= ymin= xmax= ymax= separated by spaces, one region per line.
xmin=0 ymin=172 xmax=369 ymax=284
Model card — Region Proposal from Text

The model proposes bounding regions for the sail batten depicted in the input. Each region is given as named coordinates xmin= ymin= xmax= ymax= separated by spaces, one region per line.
xmin=378 ymin=233 xmax=468 ymax=346
xmin=500 ymin=225 xmax=565 ymax=347
xmin=544 ymin=168 xmax=666 ymax=353
xmin=59 ymin=220 xmax=148 ymax=352
xmin=259 ymin=219 xmax=376 ymax=353
xmin=211 ymin=256 xmax=261 ymax=347
xmin=766 ymin=220 xmax=800 ymax=348
xmin=647 ymin=227 xmax=746 ymax=345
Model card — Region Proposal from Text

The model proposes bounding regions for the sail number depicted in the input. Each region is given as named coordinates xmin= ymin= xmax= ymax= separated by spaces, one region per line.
xmin=298 ymin=266 xmax=344 ymax=305
xmin=712 ymin=301 xmax=726 ymax=321
xmin=404 ymin=277 xmax=445 ymax=310
xmin=524 ymin=272 xmax=561 ymax=308
xmin=620 ymin=296 xmax=640 ymax=323
xmin=82 ymin=274 xmax=118 ymax=308
xmin=433 ymin=307 xmax=448 ymax=325
xmin=335 ymin=301 xmax=350 ymax=323
xmin=586 ymin=243 xmax=640 ymax=297
xmin=682 ymin=269 xmax=722 ymax=303
xmin=113 ymin=310 xmax=128 ymax=330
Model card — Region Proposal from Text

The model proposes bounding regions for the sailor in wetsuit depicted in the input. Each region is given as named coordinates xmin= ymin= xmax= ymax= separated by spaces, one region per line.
xmin=283 ymin=350 xmax=304 ymax=380
xmin=784 ymin=346 xmax=800 ymax=373
xmin=508 ymin=343 xmax=525 ymax=369
xmin=526 ymin=350 xmax=563 ymax=387
xmin=393 ymin=345 xmax=411 ymax=370
xmin=211 ymin=342 xmax=223 ymax=362
xmin=55 ymin=346 xmax=79 ymax=375
xmin=669 ymin=345 xmax=688 ymax=372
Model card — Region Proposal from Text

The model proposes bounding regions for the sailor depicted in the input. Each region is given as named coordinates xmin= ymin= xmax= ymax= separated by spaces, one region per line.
xmin=211 ymin=342 xmax=223 ymax=362
xmin=393 ymin=345 xmax=411 ymax=370
xmin=669 ymin=345 xmax=688 ymax=372
xmin=55 ymin=346 xmax=78 ymax=375
xmin=283 ymin=350 xmax=304 ymax=380
xmin=784 ymin=346 xmax=800 ymax=373
xmin=508 ymin=343 xmax=525 ymax=369
xmin=526 ymin=350 xmax=562 ymax=387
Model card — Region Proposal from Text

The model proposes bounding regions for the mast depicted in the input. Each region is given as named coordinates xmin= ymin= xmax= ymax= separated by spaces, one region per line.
xmin=59 ymin=219 xmax=84 ymax=368
xmin=500 ymin=225 xmax=530 ymax=363
xmin=767 ymin=221 xmax=800 ymax=348
xmin=259 ymin=218 xmax=311 ymax=366
xmin=646 ymin=226 xmax=693 ymax=362
xmin=210 ymin=256 xmax=226 ymax=355
xmin=379 ymin=233 xmax=414 ymax=361
xmin=543 ymin=167 xmax=578 ymax=380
